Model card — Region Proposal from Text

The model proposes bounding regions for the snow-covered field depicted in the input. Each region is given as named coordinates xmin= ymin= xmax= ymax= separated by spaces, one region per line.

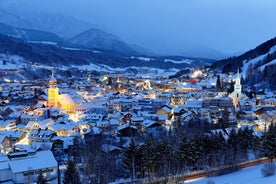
xmin=185 ymin=163 xmax=276 ymax=184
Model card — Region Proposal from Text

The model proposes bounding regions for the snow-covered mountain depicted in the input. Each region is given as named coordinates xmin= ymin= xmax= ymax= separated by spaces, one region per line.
xmin=0 ymin=22 xmax=64 ymax=44
xmin=0 ymin=10 xmax=149 ymax=55
xmin=0 ymin=10 xmax=93 ymax=39
xmin=69 ymin=28 xmax=137 ymax=55
xmin=211 ymin=36 xmax=276 ymax=90
xmin=0 ymin=34 xmax=213 ymax=77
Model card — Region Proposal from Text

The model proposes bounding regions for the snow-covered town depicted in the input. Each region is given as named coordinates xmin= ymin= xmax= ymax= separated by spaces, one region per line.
xmin=1 ymin=1 xmax=276 ymax=184
xmin=0 ymin=62 xmax=275 ymax=183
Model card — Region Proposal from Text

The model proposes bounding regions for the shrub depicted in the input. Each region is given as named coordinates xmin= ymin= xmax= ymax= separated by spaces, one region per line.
xmin=261 ymin=162 xmax=276 ymax=177
xmin=206 ymin=180 xmax=215 ymax=184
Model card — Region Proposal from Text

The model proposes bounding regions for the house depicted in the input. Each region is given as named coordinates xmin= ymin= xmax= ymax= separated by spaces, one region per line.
xmin=0 ymin=120 xmax=16 ymax=131
xmin=203 ymin=97 xmax=234 ymax=110
xmin=49 ymin=120 xmax=79 ymax=136
xmin=107 ymin=112 xmax=122 ymax=128
xmin=254 ymin=106 xmax=276 ymax=116
xmin=262 ymin=97 xmax=276 ymax=107
xmin=173 ymin=107 xmax=188 ymax=122
xmin=0 ymin=106 xmax=21 ymax=120
xmin=20 ymin=114 xmax=42 ymax=125
xmin=85 ymin=113 xmax=103 ymax=124
xmin=120 ymin=99 xmax=138 ymax=112
xmin=240 ymin=99 xmax=254 ymax=111
xmin=184 ymin=99 xmax=203 ymax=110
xmin=120 ymin=112 xmax=134 ymax=125
xmin=51 ymin=136 xmax=74 ymax=154
xmin=0 ymin=130 xmax=26 ymax=148
xmin=180 ymin=111 xmax=193 ymax=124
xmin=0 ymin=135 xmax=11 ymax=153
xmin=141 ymin=120 xmax=162 ymax=135
xmin=157 ymin=105 xmax=172 ymax=118
xmin=8 ymin=151 xmax=57 ymax=183
xmin=0 ymin=154 xmax=11 ymax=182
xmin=76 ymin=102 xmax=106 ymax=115
xmin=152 ymin=99 xmax=167 ymax=113
xmin=28 ymin=129 xmax=56 ymax=143
xmin=117 ymin=124 xmax=137 ymax=137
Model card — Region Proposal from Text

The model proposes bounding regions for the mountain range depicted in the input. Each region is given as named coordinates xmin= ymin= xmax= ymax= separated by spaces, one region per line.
xmin=0 ymin=33 xmax=213 ymax=69
xmin=0 ymin=10 xmax=141 ymax=55
xmin=0 ymin=9 xmax=213 ymax=70
xmin=0 ymin=9 xmax=275 ymax=90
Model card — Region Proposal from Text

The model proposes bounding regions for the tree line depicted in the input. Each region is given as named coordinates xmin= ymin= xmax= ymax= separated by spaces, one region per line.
xmin=74 ymin=123 xmax=276 ymax=183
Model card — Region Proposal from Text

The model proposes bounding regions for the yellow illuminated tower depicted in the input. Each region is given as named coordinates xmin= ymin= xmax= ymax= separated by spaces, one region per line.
xmin=48 ymin=68 xmax=59 ymax=107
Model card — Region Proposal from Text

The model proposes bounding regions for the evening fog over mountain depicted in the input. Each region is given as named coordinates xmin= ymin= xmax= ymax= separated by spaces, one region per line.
xmin=1 ymin=0 xmax=276 ymax=59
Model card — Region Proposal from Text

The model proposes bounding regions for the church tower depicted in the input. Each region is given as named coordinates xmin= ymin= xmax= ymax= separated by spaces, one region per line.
xmin=48 ymin=68 xmax=59 ymax=107
xmin=229 ymin=69 xmax=245 ymax=109
xmin=234 ymin=69 xmax=242 ymax=96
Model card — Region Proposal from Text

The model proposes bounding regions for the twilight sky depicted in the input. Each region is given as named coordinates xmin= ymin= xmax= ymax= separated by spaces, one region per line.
xmin=1 ymin=0 xmax=276 ymax=57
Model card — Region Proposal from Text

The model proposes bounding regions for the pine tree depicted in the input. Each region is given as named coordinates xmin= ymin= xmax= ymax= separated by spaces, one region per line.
xmin=225 ymin=128 xmax=242 ymax=172
xmin=37 ymin=170 xmax=46 ymax=184
xmin=63 ymin=160 xmax=80 ymax=184
xmin=123 ymin=138 xmax=140 ymax=179
xmin=216 ymin=75 xmax=221 ymax=91
xmin=193 ymin=135 xmax=207 ymax=170
xmin=156 ymin=140 xmax=172 ymax=177
xmin=263 ymin=124 xmax=276 ymax=161
xmin=142 ymin=139 xmax=158 ymax=177
xmin=178 ymin=136 xmax=187 ymax=169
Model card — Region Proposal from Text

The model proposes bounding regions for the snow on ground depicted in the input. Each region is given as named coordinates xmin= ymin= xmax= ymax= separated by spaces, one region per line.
xmin=27 ymin=41 xmax=57 ymax=45
xmin=0 ymin=52 xmax=180 ymax=77
xmin=61 ymin=47 xmax=91 ymax=52
xmin=268 ymin=45 xmax=276 ymax=54
xmin=164 ymin=58 xmax=194 ymax=64
xmin=185 ymin=163 xmax=276 ymax=184
xmin=135 ymin=57 xmax=154 ymax=62
xmin=260 ymin=59 xmax=276 ymax=71
xmin=241 ymin=54 xmax=266 ymax=78
xmin=241 ymin=45 xmax=276 ymax=78
xmin=0 ymin=54 xmax=26 ymax=69
xmin=72 ymin=63 xmax=122 ymax=72
xmin=72 ymin=63 xmax=180 ymax=77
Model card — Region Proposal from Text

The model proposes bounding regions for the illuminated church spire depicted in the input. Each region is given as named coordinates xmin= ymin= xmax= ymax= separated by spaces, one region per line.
xmin=234 ymin=69 xmax=242 ymax=94
xmin=229 ymin=68 xmax=245 ymax=109
xmin=48 ymin=68 xmax=59 ymax=107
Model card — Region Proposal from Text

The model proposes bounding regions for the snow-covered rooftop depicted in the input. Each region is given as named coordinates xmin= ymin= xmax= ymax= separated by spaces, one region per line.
xmin=9 ymin=151 xmax=57 ymax=173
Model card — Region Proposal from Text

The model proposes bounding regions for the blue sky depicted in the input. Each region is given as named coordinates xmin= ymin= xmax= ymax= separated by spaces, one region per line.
xmin=1 ymin=0 xmax=276 ymax=57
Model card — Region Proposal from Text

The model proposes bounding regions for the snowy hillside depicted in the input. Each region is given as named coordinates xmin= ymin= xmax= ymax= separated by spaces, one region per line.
xmin=241 ymin=45 xmax=276 ymax=78
xmin=211 ymin=36 xmax=276 ymax=90
xmin=0 ymin=51 xmax=181 ymax=82
xmin=0 ymin=54 xmax=26 ymax=69
xmin=69 ymin=28 xmax=137 ymax=55
xmin=186 ymin=163 xmax=276 ymax=184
